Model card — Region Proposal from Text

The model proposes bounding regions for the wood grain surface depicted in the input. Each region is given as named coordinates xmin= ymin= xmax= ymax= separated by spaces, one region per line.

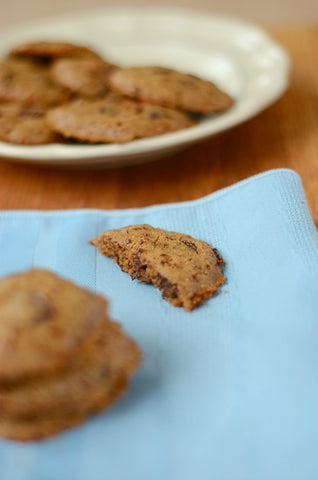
xmin=0 ymin=26 xmax=318 ymax=224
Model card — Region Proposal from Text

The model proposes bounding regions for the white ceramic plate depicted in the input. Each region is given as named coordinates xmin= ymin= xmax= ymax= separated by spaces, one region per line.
xmin=0 ymin=7 xmax=290 ymax=167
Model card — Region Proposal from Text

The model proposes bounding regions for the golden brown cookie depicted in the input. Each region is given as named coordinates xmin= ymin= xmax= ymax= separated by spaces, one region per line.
xmin=108 ymin=66 xmax=234 ymax=114
xmin=9 ymin=41 xmax=101 ymax=60
xmin=0 ymin=374 xmax=127 ymax=441
xmin=0 ymin=103 xmax=59 ymax=145
xmin=0 ymin=58 xmax=70 ymax=107
xmin=50 ymin=56 xmax=116 ymax=98
xmin=90 ymin=224 xmax=225 ymax=311
xmin=0 ymin=321 xmax=140 ymax=419
xmin=0 ymin=269 xmax=109 ymax=382
xmin=46 ymin=93 xmax=194 ymax=143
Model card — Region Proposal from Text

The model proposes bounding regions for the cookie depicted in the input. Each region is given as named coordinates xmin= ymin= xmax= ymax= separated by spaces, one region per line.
xmin=50 ymin=56 xmax=116 ymax=98
xmin=0 ymin=269 xmax=108 ymax=382
xmin=90 ymin=224 xmax=225 ymax=311
xmin=46 ymin=92 xmax=194 ymax=143
xmin=0 ymin=410 xmax=87 ymax=441
xmin=0 ymin=374 xmax=127 ymax=441
xmin=0 ymin=103 xmax=59 ymax=145
xmin=109 ymin=66 xmax=234 ymax=114
xmin=0 ymin=268 xmax=141 ymax=441
xmin=0 ymin=58 xmax=70 ymax=107
xmin=9 ymin=41 xmax=101 ymax=60
xmin=0 ymin=321 xmax=141 ymax=419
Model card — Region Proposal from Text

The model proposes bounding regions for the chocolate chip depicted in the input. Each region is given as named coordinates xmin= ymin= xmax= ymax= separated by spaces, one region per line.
xmin=18 ymin=108 xmax=42 ymax=118
xmin=151 ymin=67 xmax=170 ymax=75
xmin=31 ymin=292 xmax=55 ymax=322
xmin=212 ymin=247 xmax=224 ymax=266
xmin=154 ymin=273 xmax=179 ymax=299
xmin=149 ymin=111 xmax=163 ymax=120
xmin=182 ymin=240 xmax=198 ymax=253
xmin=1 ymin=73 xmax=13 ymax=84
xmin=131 ymin=255 xmax=147 ymax=280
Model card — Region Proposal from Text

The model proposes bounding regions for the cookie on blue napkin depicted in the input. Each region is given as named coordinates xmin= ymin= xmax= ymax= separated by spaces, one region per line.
xmin=0 ymin=269 xmax=141 ymax=441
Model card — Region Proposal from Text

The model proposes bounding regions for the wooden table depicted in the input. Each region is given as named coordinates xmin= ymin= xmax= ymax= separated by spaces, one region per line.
xmin=1 ymin=25 xmax=318 ymax=224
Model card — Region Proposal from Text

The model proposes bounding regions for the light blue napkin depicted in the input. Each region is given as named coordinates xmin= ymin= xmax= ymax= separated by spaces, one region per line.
xmin=0 ymin=168 xmax=318 ymax=480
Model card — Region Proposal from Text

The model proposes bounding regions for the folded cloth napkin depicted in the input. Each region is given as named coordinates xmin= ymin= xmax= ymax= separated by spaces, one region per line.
xmin=0 ymin=168 xmax=318 ymax=480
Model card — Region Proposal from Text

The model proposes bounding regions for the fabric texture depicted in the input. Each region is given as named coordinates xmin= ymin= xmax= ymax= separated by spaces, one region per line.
xmin=0 ymin=168 xmax=318 ymax=480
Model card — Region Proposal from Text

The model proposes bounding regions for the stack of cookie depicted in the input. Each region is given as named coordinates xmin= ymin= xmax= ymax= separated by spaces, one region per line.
xmin=0 ymin=40 xmax=233 ymax=145
xmin=0 ymin=269 xmax=140 ymax=441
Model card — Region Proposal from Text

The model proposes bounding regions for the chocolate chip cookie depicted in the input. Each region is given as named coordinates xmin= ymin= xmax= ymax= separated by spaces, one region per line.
xmin=109 ymin=66 xmax=234 ymax=114
xmin=10 ymin=41 xmax=101 ymax=60
xmin=0 ymin=269 xmax=108 ymax=382
xmin=50 ymin=56 xmax=116 ymax=98
xmin=90 ymin=224 xmax=225 ymax=311
xmin=46 ymin=93 xmax=194 ymax=143
xmin=0 ymin=58 xmax=70 ymax=107
xmin=0 ymin=321 xmax=140 ymax=419
xmin=0 ymin=374 xmax=126 ymax=441
xmin=0 ymin=103 xmax=59 ymax=145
